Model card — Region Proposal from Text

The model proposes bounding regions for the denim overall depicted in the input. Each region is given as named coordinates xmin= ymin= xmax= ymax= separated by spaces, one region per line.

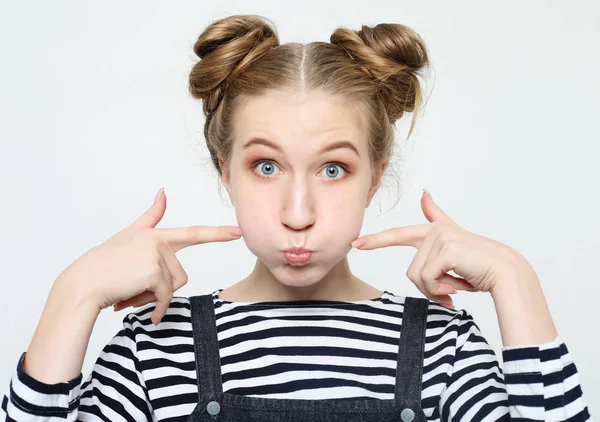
xmin=186 ymin=294 xmax=429 ymax=422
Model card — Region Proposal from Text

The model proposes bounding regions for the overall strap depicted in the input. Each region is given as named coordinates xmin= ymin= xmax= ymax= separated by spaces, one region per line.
xmin=190 ymin=294 xmax=223 ymax=397
xmin=394 ymin=296 xmax=429 ymax=404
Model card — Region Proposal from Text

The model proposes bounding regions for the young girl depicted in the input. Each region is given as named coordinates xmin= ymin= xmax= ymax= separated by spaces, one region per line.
xmin=1 ymin=14 xmax=593 ymax=422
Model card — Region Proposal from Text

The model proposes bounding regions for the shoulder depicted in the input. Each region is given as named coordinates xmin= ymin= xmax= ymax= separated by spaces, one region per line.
xmin=120 ymin=295 xmax=205 ymax=337
xmin=127 ymin=295 xmax=191 ymax=318
xmin=384 ymin=292 xmax=485 ymax=348
xmin=114 ymin=295 xmax=212 ymax=364
xmin=384 ymin=291 xmax=468 ymax=322
xmin=122 ymin=290 xmax=221 ymax=325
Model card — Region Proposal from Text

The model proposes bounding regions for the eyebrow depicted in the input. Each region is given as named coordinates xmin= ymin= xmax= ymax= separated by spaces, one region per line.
xmin=242 ymin=137 xmax=360 ymax=157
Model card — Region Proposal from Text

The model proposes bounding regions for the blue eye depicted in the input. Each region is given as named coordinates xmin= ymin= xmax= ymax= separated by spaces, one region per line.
xmin=255 ymin=161 xmax=280 ymax=177
xmin=319 ymin=163 xmax=347 ymax=179
xmin=252 ymin=160 xmax=349 ymax=180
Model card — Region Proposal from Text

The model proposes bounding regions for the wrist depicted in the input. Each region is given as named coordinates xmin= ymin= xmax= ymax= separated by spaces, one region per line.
xmin=24 ymin=277 xmax=101 ymax=384
xmin=490 ymin=251 xmax=538 ymax=299
xmin=53 ymin=272 xmax=102 ymax=314
xmin=490 ymin=257 xmax=558 ymax=347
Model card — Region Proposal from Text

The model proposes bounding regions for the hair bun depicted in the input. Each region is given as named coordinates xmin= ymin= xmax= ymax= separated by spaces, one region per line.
xmin=189 ymin=15 xmax=279 ymax=115
xmin=331 ymin=23 xmax=430 ymax=122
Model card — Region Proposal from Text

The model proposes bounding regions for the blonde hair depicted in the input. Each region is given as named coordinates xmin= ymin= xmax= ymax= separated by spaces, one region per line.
xmin=188 ymin=14 xmax=430 ymax=208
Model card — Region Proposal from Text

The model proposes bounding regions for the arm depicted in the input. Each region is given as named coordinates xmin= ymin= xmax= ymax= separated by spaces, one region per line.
xmin=439 ymin=309 xmax=593 ymax=421
xmin=1 ymin=310 xmax=152 ymax=421
xmin=490 ymin=253 xmax=593 ymax=420
xmin=490 ymin=252 xmax=558 ymax=348
xmin=21 ymin=276 xmax=101 ymax=385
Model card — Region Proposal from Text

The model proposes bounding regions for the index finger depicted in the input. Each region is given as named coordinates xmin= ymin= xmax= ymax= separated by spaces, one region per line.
xmin=352 ymin=224 xmax=430 ymax=250
xmin=155 ymin=225 xmax=242 ymax=253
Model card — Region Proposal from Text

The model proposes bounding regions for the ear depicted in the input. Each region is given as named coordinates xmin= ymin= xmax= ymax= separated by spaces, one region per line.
xmin=366 ymin=161 xmax=387 ymax=208
xmin=218 ymin=156 xmax=235 ymax=206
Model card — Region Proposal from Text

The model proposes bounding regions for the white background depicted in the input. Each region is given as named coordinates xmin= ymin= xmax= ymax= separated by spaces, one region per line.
xmin=0 ymin=0 xmax=598 ymax=414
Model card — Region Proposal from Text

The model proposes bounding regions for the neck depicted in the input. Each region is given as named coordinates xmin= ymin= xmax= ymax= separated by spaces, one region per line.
xmin=219 ymin=257 xmax=383 ymax=302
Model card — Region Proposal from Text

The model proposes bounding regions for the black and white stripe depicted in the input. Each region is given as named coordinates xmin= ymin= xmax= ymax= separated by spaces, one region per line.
xmin=1 ymin=290 xmax=593 ymax=421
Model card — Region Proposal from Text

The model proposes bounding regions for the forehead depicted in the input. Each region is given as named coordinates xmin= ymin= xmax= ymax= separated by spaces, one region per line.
xmin=232 ymin=89 xmax=369 ymax=148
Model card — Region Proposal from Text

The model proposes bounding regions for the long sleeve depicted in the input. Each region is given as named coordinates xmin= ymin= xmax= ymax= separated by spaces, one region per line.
xmin=502 ymin=336 xmax=592 ymax=421
xmin=439 ymin=309 xmax=594 ymax=421
xmin=1 ymin=314 xmax=153 ymax=421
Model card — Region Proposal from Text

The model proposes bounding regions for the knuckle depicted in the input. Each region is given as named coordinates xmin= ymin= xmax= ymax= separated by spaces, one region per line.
xmin=148 ymin=245 xmax=164 ymax=263
xmin=439 ymin=239 xmax=459 ymax=255
xmin=141 ymin=229 xmax=163 ymax=248
xmin=437 ymin=229 xmax=455 ymax=243
xmin=177 ymin=227 xmax=198 ymax=244
xmin=147 ymin=262 xmax=163 ymax=280
xmin=407 ymin=268 xmax=422 ymax=284
xmin=422 ymin=276 xmax=437 ymax=291
xmin=152 ymin=234 xmax=166 ymax=249
xmin=172 ymin=272 xmax=189 ymax=291
xmin=155 ymin=237 xmax=173 ymax=255
xmin=189 ymin=226 xmax=207 ymax=241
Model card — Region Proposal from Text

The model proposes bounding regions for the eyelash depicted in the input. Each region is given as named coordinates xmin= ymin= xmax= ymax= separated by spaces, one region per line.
xmin=251 ymin=159 xmax=351 ymax=181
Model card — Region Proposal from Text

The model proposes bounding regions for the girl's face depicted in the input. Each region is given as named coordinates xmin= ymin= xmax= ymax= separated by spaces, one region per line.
xmin=220 ymin=89 xmax=383 ymax=289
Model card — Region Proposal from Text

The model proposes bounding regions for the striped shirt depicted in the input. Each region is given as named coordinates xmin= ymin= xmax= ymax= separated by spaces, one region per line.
xmin=1 ymin=289 xmax=594 ymax=421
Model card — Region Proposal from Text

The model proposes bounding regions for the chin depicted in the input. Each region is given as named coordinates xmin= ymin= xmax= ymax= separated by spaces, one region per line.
xmin=271 ymin=263 xmax=326 ymax=288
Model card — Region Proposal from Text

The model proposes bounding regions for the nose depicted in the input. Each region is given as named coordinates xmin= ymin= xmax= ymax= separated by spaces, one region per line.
xmin=280 ymin=177 xmax=315 ymax=231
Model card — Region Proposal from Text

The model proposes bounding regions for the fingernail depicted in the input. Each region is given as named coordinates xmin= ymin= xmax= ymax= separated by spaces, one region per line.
xmin=154 ymin=187 xmax=164 ymax=203
xmin=229 ymin=227 xmax=242 ymax=236
xmin=351 ymin=239 xmax=366 ymax=248
xmin=423 ymin=189 xmax=432 ymax=199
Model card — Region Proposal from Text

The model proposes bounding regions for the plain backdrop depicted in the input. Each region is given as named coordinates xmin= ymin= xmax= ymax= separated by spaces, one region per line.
xmin=0 ymin=0 xmax=598 ymax=414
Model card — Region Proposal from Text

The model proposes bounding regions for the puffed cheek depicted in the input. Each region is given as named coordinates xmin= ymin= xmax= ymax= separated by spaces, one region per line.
xmin=240 ymin=234 xmax=266 ymax=253
xmin=340 ymin=213 xmax=365 ymax=242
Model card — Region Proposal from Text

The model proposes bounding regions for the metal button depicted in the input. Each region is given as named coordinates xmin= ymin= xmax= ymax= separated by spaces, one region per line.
xmin=206 ymin=401 xmax=221 ymax=416
xmin=401 ymin=408 xmax=415 ymax=422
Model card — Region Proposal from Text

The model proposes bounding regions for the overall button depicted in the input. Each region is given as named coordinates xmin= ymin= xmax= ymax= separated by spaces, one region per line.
xmin=401 ymin=408 xmax=415 ymax=422
xmin=206 ymin=401 xmax=221 ymax=416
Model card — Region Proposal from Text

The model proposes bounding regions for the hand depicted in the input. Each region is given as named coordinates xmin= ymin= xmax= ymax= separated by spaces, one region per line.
xmin=350 ymin=189 xmax=524 ymax=308
xmin=55 ymin=188 xmax=243 ymax=325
